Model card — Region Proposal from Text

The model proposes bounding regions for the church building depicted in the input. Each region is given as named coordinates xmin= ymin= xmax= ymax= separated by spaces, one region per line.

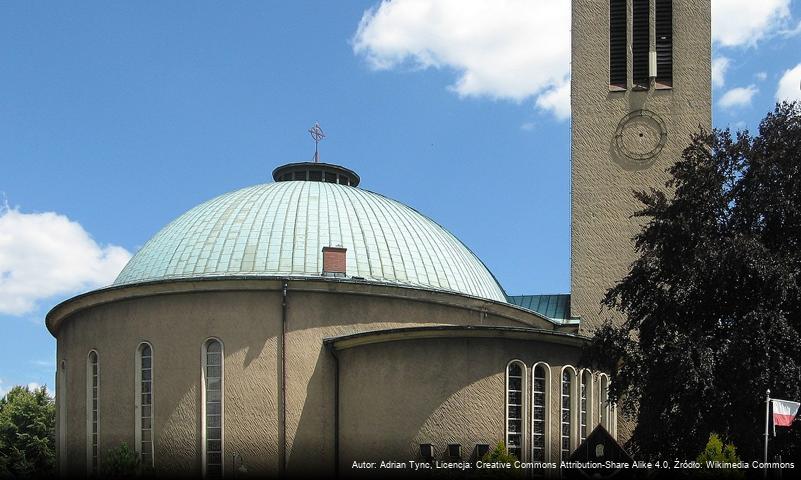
xmin=46 ymin=0 xmax=711 ymax=476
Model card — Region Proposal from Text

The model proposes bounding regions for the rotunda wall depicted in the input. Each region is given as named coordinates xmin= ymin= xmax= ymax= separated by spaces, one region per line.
xmin=53 ymin=278 xmax=576 ymax=476
xmin=336 ymin=336 xmax=588 ymax=472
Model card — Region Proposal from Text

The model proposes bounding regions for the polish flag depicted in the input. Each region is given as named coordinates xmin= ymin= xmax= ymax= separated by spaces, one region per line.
xmin=772 ymin=399 xmax=800 ymax=427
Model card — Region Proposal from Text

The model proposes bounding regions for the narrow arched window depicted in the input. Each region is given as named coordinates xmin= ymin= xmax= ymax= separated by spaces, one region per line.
xmin=560 ymin=367 xmax=575 ymax=461
xmin=505 ymin=361 xmax=525 ymax=460
xmin=86 ymin=351 xmax=99 ymax=474
xmin=580 ymin=370 xmax=591 ymax=443
xmin=136 ymin=343 xmax=154 ymax=467
xmin=610 ymin=403 xmax=618 ymax=438
xmin=531 ymin=363 xmax=550 ymax=462
xmin=599 ymin=374 xmax=610 ymax=428
xmin=203 ymin=339 xmax=224 ymax=478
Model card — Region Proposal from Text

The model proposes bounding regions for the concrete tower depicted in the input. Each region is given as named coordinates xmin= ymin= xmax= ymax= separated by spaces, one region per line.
xmin=571 ymin=0 xmax=712 ymax=333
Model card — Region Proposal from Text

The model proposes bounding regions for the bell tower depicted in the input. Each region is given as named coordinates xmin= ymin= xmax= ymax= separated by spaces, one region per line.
xmin=570 ymin=0 xmax=711 ymax=333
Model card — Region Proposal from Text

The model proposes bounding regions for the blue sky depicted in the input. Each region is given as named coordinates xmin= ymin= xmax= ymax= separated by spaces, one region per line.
xmin=1 ymin=0 xmax=800 ymax=395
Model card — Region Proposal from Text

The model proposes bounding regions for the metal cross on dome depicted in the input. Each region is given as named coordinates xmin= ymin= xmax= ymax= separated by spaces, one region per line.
xmin=308 ymin=122 xmax=325 ymax=163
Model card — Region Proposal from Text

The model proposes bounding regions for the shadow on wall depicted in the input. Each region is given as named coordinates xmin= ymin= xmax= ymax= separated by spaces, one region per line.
xmin=333 ymin=337 xmax=508 ymax=468
xmin=286 ymin=344 xmax=336 ymax=473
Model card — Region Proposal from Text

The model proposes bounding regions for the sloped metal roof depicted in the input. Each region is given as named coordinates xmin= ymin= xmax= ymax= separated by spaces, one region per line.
xmin=114 ymin=181 xmax=507 ymax=303
xmin=506 ymin=294 xmax=574 ymax=322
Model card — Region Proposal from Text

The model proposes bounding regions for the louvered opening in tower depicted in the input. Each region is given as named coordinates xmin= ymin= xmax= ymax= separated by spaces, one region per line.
xmin=609 ymin=0 xmax=627 ymax=89
xmin=632 ymin=0 xmax=650 ymax=89
xmin=655 ymin=0 xmax=673 ymax=87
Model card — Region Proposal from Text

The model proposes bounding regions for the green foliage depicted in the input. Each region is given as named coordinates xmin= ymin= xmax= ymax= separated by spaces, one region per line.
xmin=582 ymin=102 xmax=801 ymax=462
xmin=481 ymin=441 xmax=519 ymax=465
xmin=475 ymin=442 xmax=521 ymax=478
xmin=100 ymin=442 xmax=139 ymax=478
xmin=697 ymin=433 xmax=741 ymax=464
xmin=0 ymin=385 xmax=56 ymax=479
xmin=696 ymin=434 xmax=744 ymax=479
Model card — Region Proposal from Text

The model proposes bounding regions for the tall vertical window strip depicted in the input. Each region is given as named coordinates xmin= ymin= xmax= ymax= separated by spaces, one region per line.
xmin=600 ymin=375 xmax=610 ymax=428
xmin=204 ymin=340 xmax=223 ymax=478
xmin=87 ymin=351 xmax=99 ymax=474
xmin=580 ymin=372 xmax=588 ymax=443
xmin=560 ymin=370 xmax=572 ymax=461
xmin=610 ymin=404 xmax=618 ymax=438
xmin=531 ymin=365 xmax=547 ymax=462
xmin=655 ymin=0 xmax=673 ymax=85
xmin=632 ymin=0 xmax=650 ymax=87
xmin=609 ymin=0 xmax=627 ymax=87
xmin=138 ymin=344 xmax=154 ymax=467
xmin=506 ymin=362 xmax=524 ymax=460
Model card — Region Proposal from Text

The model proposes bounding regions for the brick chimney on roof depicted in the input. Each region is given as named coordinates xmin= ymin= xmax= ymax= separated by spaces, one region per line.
xmin=322 ymin=246 xmax=347 ymax=277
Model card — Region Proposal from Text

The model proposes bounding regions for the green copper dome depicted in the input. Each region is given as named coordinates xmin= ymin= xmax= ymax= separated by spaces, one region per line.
xmin=114 ymin=180 xmax=507 ymax=302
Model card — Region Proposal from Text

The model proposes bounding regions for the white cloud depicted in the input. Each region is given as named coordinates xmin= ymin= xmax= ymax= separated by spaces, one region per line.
xmin=712 ymin=57 xmax=731 ymax=88
xmin=718 ymin=85 xmax=759 ymax=108
xmin=0 ymin=204 xmax=131 ymax=316
xmin=352 ymin=0 xmax=571 ymax=119
xmin=712 ymin=0 xmax=791 ymax=47
xmin=755 ymin=72 xmax=768 ymax=82
xmin=0 ymin=379 xmax=49 ymax=397
xmin=535 ymin=79 xmax=570 ymax=121
xmin=776 ymin=63 xmax=801 ymax=102
xmin=352 ymin=0 xmax=793 ymax=120
xmin=779 ymin=19 xmax=801 ymax=37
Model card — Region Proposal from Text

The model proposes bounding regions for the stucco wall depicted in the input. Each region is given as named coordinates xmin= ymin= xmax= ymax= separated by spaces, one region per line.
xmin=570 ymin=1 xmax=712 ymax=447
xmin=52 ymin=278 xmax=581 ymax=476
xmin=56 ymin=289 xmax=282 ymax=477
xmin=571 ymin=0 xmax=712 ymax=335
xmin=337 ymin=336 xmax=610 ymax=474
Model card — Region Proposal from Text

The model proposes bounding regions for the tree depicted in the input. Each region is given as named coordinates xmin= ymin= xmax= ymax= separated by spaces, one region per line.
xmin=696 ymin=433 xmax=744 ymax=479
xmin=582 ymin=102 xmax=801 ymax=462
xmin=0 ymin=385 xmax=56 ymax=478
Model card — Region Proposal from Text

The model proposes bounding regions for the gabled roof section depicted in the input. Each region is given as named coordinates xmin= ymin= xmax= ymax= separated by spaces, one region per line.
xmin=506 ymin=294 xmax=578 ymax=324
xmin=569 ymin=424 xmax=634 ymax=464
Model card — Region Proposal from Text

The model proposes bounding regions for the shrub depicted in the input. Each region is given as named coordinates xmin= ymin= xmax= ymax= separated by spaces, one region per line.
xmin=101 ymin=442 xmax=139 ymax=478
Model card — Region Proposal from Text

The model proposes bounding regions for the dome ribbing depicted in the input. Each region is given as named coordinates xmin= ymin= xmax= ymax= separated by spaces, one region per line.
xmin=114 ymin=181 xmax=506 ymax=302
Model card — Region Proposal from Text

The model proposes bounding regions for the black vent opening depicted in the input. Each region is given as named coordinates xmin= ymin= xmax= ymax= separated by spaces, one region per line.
xmin=655 ymin=0 xmax=673 ymax=87
xmin=632 ymin=0 xmax=650 ymax=89
xmin=609 ymin=0 xmax=627 ymax=89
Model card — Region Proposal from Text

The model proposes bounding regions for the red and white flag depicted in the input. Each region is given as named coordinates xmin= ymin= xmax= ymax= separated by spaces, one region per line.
xmin=772 ymin=399 xmax=800 ymax=427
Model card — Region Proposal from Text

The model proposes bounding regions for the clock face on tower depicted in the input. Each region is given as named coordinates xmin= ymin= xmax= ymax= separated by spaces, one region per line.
xmin=613 ymin=110 xmax=668 ymax=169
